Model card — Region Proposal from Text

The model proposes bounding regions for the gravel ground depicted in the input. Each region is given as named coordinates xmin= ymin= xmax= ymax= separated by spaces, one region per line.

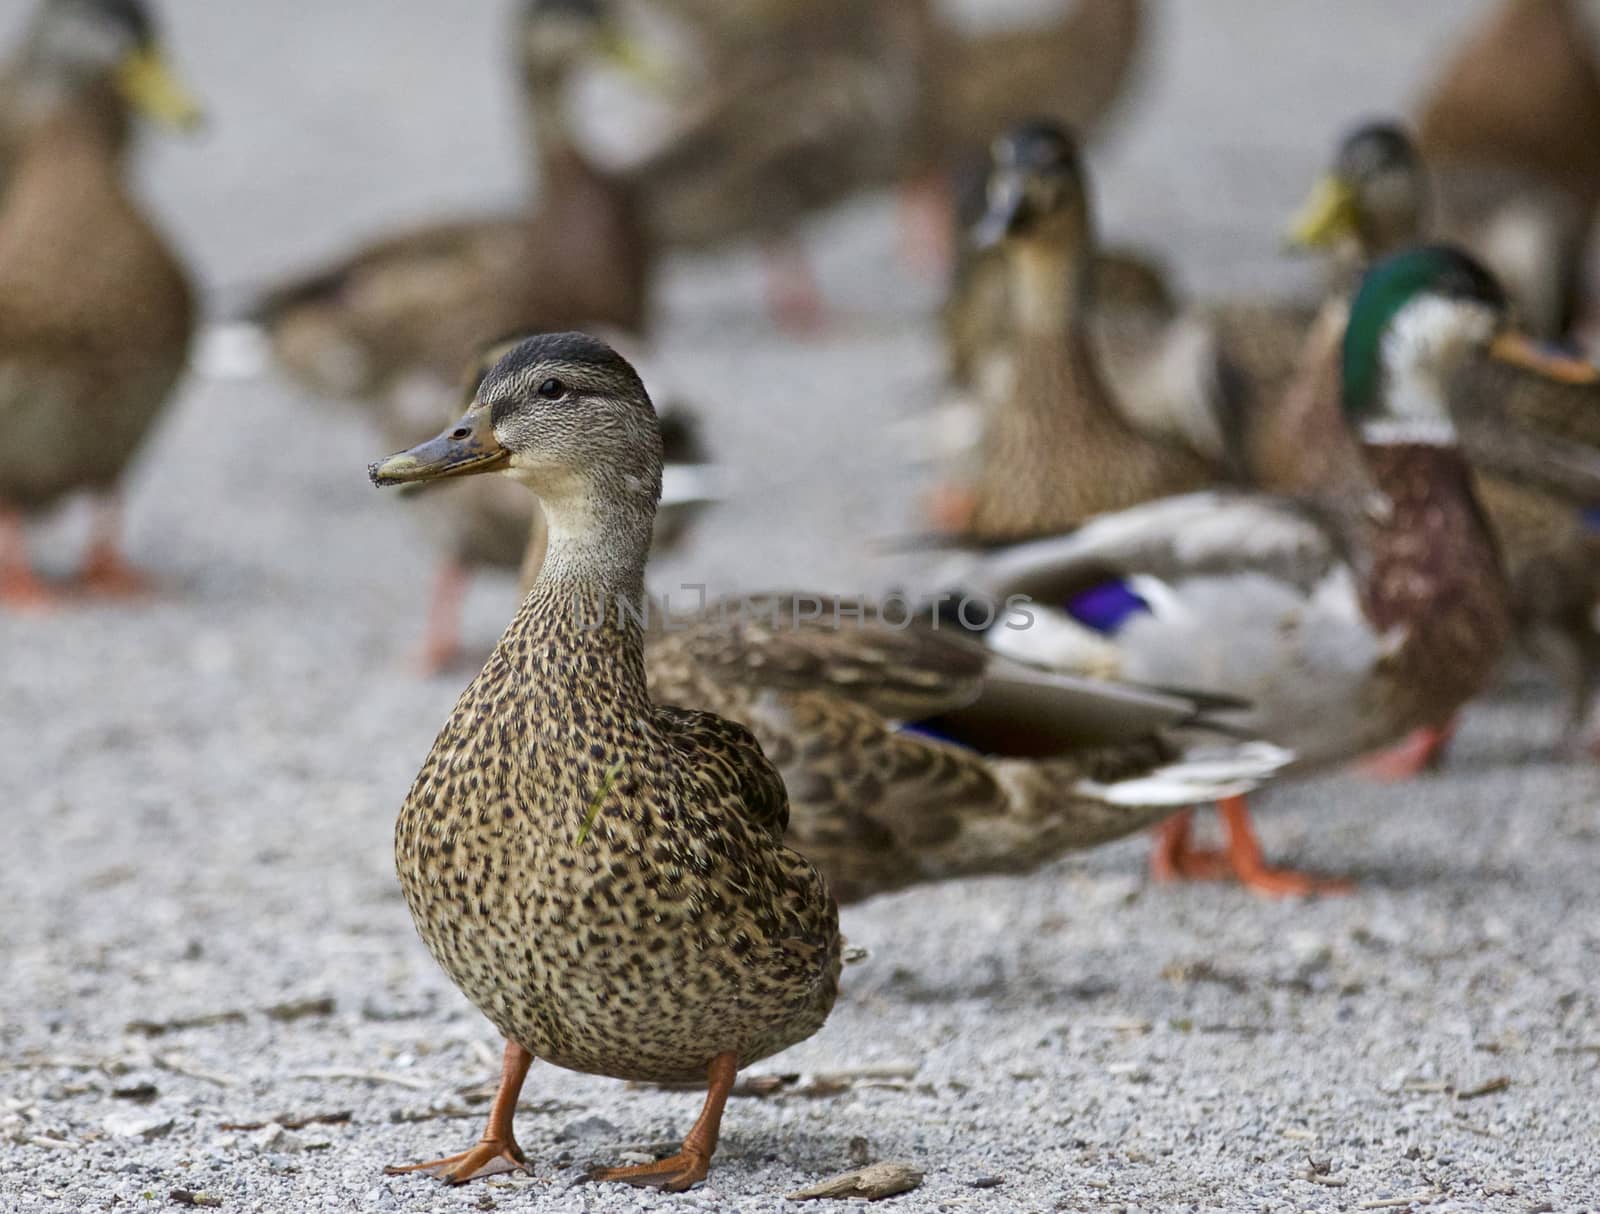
xmin=4 ymin=2 xmax=1600 ymax=1211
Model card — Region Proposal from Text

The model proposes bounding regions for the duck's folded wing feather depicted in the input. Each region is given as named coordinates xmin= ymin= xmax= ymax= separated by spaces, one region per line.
xmin=958 ymin=491 xmax=1345 ymax=603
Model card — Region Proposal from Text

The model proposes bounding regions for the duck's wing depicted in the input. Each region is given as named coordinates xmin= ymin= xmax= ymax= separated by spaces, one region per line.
xmin=1450 ymin=343 xmax=1600 ymax=499
xmin=957 ymin=490 xmax=1346 ymax=605
xmin=655 ymin=702 xmax=791 ymax=842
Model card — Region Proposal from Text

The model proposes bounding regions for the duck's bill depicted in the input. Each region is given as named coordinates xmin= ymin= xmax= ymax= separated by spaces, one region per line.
xmin=1284 ymin=174 xmax=1357 ymax=249
xmin=116 ymin=47 xmax=205 ymax=131
xmin=597 ymin=27 xmax=674 ymax=92
xmin=971 ymin=177 xmax=1027 ymax=250
xmin=1488 ymin=332 xmax=1600 ymax=385
xmin=369 ymin=411 xmax=509 ymax=487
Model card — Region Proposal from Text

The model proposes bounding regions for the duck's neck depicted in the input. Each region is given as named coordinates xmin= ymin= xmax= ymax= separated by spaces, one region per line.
xmin=523 ymin=66 xmax=584 ymax=192
xmin=499 ymin=484 xmax=657 ymax=702
xmin=1004 ymin=231 xmax=1092 ymax=335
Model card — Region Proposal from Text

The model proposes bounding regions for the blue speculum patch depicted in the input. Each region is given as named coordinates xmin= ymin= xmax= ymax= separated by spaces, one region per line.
xmin=898 ymin=718 xmax=970 ymax=747
xmin=1582 ymin=506 xmax=1600 ymax=532
xmin=1063 ymin=580 xmax=1150 ymax=634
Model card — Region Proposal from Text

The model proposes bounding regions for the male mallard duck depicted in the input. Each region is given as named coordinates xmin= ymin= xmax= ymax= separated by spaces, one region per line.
xmin=952 ymin=247 xmax=1520 ymax=894
xmin=1288 ymin=118 xmax=1587 ymax=338
xmin=936 ymin=121 xmax=1222 ymax=543
xmin=0 ymin=0 xmax=201 ymax=189
xmin=369 ymin=333 xmax=840 ymax=1191
xmin=0 ymin=0 xmax=198 ymax=605
xmin=257 ymin=0 xmax=651 ymax=408
xmin=1285 ymin=121 xmax=1600 ymax=760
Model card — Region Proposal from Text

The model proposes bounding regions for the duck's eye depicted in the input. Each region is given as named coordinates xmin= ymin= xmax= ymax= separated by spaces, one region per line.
xmin=450 ymin=426 xmax=471 ymax=440
xmin=537 ymin=377 xmax=566 ymax=400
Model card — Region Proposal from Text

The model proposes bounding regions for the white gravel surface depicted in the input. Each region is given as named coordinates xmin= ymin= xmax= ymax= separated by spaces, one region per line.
xmin=4 ymin=2 xmax=1600 ymax=1211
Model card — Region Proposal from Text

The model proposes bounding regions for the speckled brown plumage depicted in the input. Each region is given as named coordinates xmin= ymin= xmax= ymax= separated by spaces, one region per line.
xmin=374 ymin=332 xmax=839 ymax=1189
xmin=395 ymin=581 xmax=839 ymax=1084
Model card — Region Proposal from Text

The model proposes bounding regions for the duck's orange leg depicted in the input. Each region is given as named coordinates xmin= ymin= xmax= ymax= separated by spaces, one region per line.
xmin=415 ymin=558 xmax=468 ymax=675
xmin=0 ymin=510 xmax=60 ymax=610
xmin=77 ymin=498 xmax=151 ymax=598
xmin=386 ymin=1040 xmax=531 ymax=1184
xmin=897 ymin=168 xmax=954 ymax=277
xmin=762 ymin=236 xmax=825 ymax=335
xmin=1150 ymin=799 xmax=1353 ymax=897
xmin=923 ymin=482 xmax=978 ymax=534
xmin=591 ymin=1051 xmax=738 ymax=1192
xmin=1358 ymin=720 xmax=1458 ymax=781
xmin=1148 ymin=809 xmax=1234 ymax=882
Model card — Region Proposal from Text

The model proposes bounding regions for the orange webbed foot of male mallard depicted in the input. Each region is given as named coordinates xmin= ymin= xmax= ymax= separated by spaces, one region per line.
xmin=1358 ymin=721 xmax=1457 ymax=781
xmin=1149 ymin=798 xmax=1354 ymax=898
xmin=387 ymin=1041 xmax=532 ymax=1186
xmin=591 ymin=1051 xmax=737 ymax=1194
xmin=0 ymin=563 xmax=64 ymax=611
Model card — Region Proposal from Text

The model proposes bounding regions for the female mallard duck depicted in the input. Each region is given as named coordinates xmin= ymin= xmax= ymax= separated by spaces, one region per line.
xmin=0 ymin=0 xmax=198 ymax=605
xmin=0 ymin=0 xmax=201 ymax=188
xmin=1288 ymin=117 xmax=1588 ymax=338
xmin=951 ymin=247 xmax=1520 ymax=894
xmin=936 ymin=121 xmax=1224 ymax=543
xmin=368 ymin=332 xmax=840 ymax=1191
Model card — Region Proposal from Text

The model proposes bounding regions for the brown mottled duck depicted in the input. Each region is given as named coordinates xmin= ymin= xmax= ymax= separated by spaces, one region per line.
xmin=936 ymin=121 xmax=1224 ymax=543
xmin=369 ymin=332 xmax=840 ymax=1191
xmin=0 ymin=0 xmax=199 ymax=606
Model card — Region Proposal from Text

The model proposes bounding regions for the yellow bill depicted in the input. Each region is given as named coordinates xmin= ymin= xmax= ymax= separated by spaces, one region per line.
xmin=116 ymin=47 xmax=204 ymax=131
xmin=1488 ymin=332 xmax=1600 ymax=385
xmin=1285 ymin=173 xmax=1358 ymax=249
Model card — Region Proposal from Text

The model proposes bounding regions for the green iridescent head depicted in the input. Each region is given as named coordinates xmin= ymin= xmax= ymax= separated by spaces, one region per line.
xmin=1341 ymin=246 xmax=1506 ymax=435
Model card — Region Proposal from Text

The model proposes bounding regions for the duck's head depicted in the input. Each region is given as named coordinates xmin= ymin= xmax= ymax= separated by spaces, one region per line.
xmin=1288 ymin=121 xmax=1424 ymax=257
xmin=371 ymin=332 xmax=662 ymax=548
xmin=1342 ymin=245 xmax=1506 ymax=442
xmin=519 ymin=0 xmax=656 ymax=88
xmin=22 ymin=0 xmax=202 ymax=130
xmin=972 ymin=118 xmax=1091 ymax=252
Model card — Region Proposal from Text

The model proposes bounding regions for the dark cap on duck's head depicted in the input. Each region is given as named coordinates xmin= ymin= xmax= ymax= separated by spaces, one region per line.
xmin=370 ymin=332 xmax=662 ymax=523
xmin=972 ymin=118 xmax=1089 ymax=249
xmin=1288 ymin=119 xmax=1425 ymax=253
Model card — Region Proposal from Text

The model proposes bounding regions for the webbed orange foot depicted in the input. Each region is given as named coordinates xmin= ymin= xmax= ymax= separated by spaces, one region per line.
xmin=590 ymin=1148 xmax=710 ymax=1192
xmin=1149 ymin=809 xmax=1233 ymax=882
xmin=385 ymin=1137 xmax=528 ymax=1185
xmin=386 ymin=1040 xmax=533 ymax=1186
xmin=591 ymin=1050 xmax=738 ymax=1194
xmin=1149 ymin=800 xmax=1354 ymax=898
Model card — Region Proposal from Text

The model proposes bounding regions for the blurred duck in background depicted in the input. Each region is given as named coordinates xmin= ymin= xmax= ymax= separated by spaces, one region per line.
xmin=0 ymin=0 xmax=200 ymax=606
xmin=254 ymin=0 xmax=715 ymax=671
xmin=601 ymin=0 xmax=1144 ymax=327
xmin=929 ymin=122 xmax=1230 ymax=543
xmin=1413 ymin=0 xmax=1600 ymax=339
